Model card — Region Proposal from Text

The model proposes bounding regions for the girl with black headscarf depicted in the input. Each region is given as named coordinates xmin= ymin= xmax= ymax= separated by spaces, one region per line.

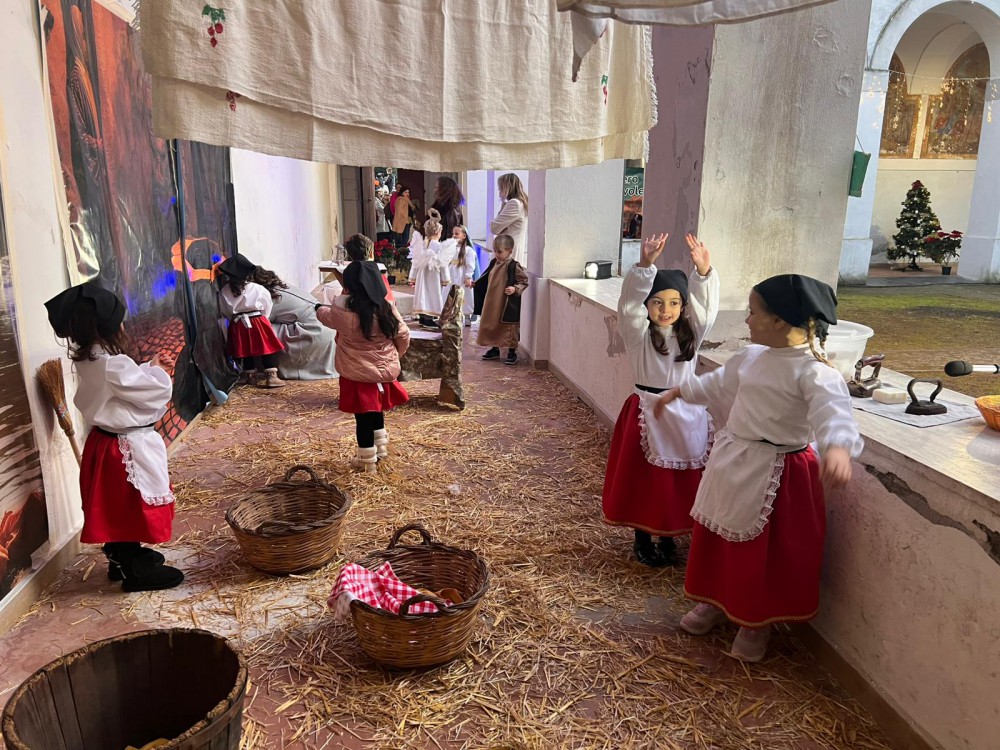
xmin=44 ymin=283 xmax=184 ymax=592
xmin=655 ymin=273 xmax=863 ymax=663
xmin=316 ymin=235 xmax=411 ymax=472
xmin=601 ymin=233 xmax=719 ymax=568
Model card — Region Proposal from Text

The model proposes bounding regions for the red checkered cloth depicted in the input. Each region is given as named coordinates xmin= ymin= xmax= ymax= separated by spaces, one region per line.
xmin=328 ymin=562 xmax=452 ymax=618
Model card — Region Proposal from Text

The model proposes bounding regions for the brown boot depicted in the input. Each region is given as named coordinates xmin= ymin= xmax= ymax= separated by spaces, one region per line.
xmin=261 ymin=368 xmax=285 ymax=388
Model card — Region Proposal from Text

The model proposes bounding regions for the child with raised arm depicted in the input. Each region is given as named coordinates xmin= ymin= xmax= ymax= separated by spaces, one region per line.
xmin=654 ymin=274 xmax=863 ymax=662
xmin=602 ymin=233 xmax=719 ymax=566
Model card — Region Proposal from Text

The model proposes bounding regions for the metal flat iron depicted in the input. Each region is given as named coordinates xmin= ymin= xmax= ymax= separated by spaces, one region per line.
xmin=905 ymin=378 xmax=948 ymax=416
xmin=848 ymin=354 xmax=885 ymax=398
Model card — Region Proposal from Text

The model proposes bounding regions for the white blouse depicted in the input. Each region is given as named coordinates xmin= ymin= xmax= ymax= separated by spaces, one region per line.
xmin=75 ymin=351 xmax=172 ymax=432
xmin=618 ymin=264 xmax=720 ymax=389
xmin=618 ymin=264 xmax=720 ymax=469
xmin=219 ymin=282 xmax=274 ymax=319
xmin=74 ymin=350 xmax=174 ymax=505
xmin=680 ymin=344 xmax=864 ymax=457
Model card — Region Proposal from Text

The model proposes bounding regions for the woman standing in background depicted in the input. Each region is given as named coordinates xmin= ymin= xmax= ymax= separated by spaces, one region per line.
xmin=490 ymin=173 xmax=528 ymax=266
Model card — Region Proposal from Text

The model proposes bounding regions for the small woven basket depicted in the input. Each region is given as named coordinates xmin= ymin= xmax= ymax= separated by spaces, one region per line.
xmin=225 ymin=465 xmax=352 ymax=575
xmin=975 ymin=396 xmax=1000 ymax=431
xmin=349 ymin=524 xmax=490 ymax=669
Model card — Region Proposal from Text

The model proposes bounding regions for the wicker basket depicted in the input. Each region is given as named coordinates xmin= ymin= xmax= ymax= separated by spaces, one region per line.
xmin=975 ymin=396 xmax=1000 ymax=431
xmin=225 ymin=465 xmax=352 ymax=575
xmin=349 ymin=524 xmax=490 ymax=669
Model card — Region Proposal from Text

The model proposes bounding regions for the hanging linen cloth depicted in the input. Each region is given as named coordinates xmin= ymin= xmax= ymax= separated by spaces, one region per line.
xmin=559 ymin=0 xmax=839 ymax=79
xmin=140 ymin=0 xmax=654 ymax=170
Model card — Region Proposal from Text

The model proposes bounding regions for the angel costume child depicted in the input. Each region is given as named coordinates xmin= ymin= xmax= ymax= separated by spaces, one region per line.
xmin=656 ymin=274 xmax=863 ymax=662
xmin=407 ymin=211 xmax=449 ymax=326
xmin=216 ymin=253 xmax=286 ymax=388
xmin=45 ymin=283 xmax=184 ymax=592
xmin=602 ymin=233 xmax=719 ymax=567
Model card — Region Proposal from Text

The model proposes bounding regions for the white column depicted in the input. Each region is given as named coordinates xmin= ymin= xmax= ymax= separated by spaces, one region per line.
xmin=840 ymin=70 xmax=890 ymax=285
xmin=517 ymin=161 xmax=625 ymax=364
xmin=959 ymin=83 xmax=1000 ymax=281
xmin=640 ymin=24 xmax=714 ymax=268
xmin=697 ymin=0 xmax=872 ymax=339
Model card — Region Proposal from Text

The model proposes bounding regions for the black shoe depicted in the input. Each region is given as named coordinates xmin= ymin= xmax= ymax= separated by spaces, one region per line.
xmin=121 ymin=563 xmax=185 ymax=593
xmin=482 ymin=347 xmax=501 ymax=360
xmin=504 ymin=349 xmax=518 ymax=366
xmin=418 ymin=315 xmax=439 ymax=328
xmin=107 ymin=548 xmax=165 ymax=581
xmin=656 ymin=536 xmax=678 ymax=565
xmin=106 ymin=545 xmax=185 ymax=592
xmin=633 ymin=532 xmax=669 ymax=568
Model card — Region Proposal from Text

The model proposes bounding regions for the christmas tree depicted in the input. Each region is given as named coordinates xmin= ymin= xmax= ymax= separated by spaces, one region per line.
xmin=887 ymin=180 xmax=941 ymax=271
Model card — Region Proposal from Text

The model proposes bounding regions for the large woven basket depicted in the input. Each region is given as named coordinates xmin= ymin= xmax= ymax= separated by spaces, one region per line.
xmin=349 ymin=524 xmax=490 ymax=669
xmin=976 ymin=396 xmax=1000 ymax=431
xmin=225 ymin=465 xmax=352 ymax=575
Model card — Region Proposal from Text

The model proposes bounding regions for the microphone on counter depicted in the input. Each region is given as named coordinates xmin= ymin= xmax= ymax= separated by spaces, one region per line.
xmin=944 ymin=360 xmax=1000 ymax=377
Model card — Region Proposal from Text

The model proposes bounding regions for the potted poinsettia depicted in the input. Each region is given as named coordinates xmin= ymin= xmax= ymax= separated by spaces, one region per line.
xmin=923 ymin=230 xmax=962 ymax=275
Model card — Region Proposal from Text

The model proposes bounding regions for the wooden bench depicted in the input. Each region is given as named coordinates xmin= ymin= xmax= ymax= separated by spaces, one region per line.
xmin=398 ymin=285 xmax=464 ymax=409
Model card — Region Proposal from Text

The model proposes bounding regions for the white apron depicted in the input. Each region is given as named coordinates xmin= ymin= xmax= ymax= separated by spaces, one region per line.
xmin=634 ymin=388 xmax=713 ymax=470
xmin=691 ymin=430 xmax=806 ymax=542
xmin=117 ymin=426 xmax=175 ymax=507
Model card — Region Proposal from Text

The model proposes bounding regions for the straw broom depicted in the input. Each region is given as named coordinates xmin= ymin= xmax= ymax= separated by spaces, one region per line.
xmin=36 ymin=358 xmax=82 ymax=466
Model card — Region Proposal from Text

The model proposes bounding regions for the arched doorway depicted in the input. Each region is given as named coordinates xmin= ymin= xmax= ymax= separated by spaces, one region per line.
xmin=839 ymin=0 xmax=1000 ymax=284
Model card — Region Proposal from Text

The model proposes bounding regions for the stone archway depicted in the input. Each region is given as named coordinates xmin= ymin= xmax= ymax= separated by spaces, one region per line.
xmin=840 ymin=0 xmax=1000 ymax=283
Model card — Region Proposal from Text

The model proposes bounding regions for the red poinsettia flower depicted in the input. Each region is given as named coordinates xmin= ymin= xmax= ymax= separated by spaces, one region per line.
xmin=924 ymin=235 xmax=939 ymax=243
xmin=951 ymin=230 xmax=963 ymax=237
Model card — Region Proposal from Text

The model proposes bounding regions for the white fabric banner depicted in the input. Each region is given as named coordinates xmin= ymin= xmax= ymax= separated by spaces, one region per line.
xmin=560 ymin=0 xmax=838 ymax=80
xmin=558 ymin=0 xmax=837 ymax=25
xmin=140 ymin=0 xmax=654 ymax=169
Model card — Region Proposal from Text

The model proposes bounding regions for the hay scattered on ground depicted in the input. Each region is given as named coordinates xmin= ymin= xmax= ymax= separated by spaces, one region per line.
xmin=6 ymin=355 xmax=895 ymax=750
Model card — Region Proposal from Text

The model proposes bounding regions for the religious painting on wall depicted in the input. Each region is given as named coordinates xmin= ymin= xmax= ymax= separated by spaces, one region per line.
xmin=880 ymin=55 xmax=921 ymax=159
xmin=923 ymin=44 xmax=989 ymax=159
xmin=40 ymin=0 xmax=236 ymax=444
xmin=0 ymin=180 xmax=49 ymax=603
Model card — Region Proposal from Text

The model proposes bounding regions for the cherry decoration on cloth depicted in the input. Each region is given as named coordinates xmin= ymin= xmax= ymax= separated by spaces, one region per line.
xmin=202 ymin=5 xmax=226 ymax=48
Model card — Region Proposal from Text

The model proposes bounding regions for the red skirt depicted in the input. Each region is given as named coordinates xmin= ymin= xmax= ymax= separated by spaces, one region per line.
xmin=227 ymin=316 xmax=284 ymax=359
xmin=79 ymin=430 xmax=174 ymax=544
xmin=602 ymin=394 xmax=703 ymax=537
xmin=338 ymin=377 xmax=409 ymax=414
xmin=684 ymin=447 xmax=825 ymax=627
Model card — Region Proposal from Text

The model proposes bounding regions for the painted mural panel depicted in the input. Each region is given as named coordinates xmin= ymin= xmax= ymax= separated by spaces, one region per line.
xmin=0 ymin=182 xmax=49 ymax=603
xmin=880 ymin=56 xmax=921 ymax=159
xmin=923 ymin=44 xmax=989 ymax=159
xmin=40 ymin=0 xmax=236 ymax=443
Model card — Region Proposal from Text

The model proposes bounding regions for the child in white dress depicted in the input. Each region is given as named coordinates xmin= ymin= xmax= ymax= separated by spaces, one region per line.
xmin=407 ymin=210 xmax=448 ymax=327
xmin=441 ymin=224 xmax=477 ymax=326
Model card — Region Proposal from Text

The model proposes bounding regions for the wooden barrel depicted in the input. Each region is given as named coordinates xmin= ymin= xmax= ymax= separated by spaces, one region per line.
xmin=2 ymin=629 xmax=248 ymax=750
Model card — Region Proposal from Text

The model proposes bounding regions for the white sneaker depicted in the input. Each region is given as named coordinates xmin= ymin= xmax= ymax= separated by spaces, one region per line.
xmin=729 ymin=626 xmax=772 ymax=662
xmin=679 ymin=603 xmax=728 ymax=635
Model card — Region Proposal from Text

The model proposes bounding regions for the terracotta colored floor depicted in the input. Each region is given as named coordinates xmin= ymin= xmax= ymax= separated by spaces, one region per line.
xmin=0 ymin=326 xmax=898 ymax=750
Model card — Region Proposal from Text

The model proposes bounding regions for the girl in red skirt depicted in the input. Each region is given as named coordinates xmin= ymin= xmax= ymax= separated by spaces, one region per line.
xmin=217 ymin=253 xmax=286 ymax=388
xmin=655 ymin=274 xmax=863 ymax=661
xmin=316 ymin=235 xmax=411 ymax=472
xmin=45 ymin=283 xmax=184 ymax=592
xmin=602 ymin=232 xmax=719 ymax=566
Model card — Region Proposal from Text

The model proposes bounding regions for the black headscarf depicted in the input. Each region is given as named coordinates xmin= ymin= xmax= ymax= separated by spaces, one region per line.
xmin=217 ymin=253 xmax=257 ymax=281
xmin=343 ymin=261 xmax=387 ymax=305
xmin=753 ymin=274 xmax=837 ymax=338
xmin=45 ymin=283 xmax=126 ymax=338
xmin=644 ymin=269 xmax=688 ymax=305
